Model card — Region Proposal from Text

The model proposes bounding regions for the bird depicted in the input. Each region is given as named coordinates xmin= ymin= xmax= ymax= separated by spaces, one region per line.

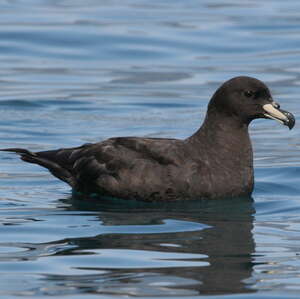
xmin=1 ymin=76 xmax=295 ymax=201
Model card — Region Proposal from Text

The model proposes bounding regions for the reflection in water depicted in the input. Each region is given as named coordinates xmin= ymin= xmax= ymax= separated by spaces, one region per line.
xmin=43 ymin=197 xmax=257 ymax=296
xmin=0 ymin=0 xmax=299 ymax=297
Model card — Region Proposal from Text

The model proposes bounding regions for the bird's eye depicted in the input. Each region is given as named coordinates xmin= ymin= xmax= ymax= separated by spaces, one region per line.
xmin=244 ymin=90 xmax=254 ymax=98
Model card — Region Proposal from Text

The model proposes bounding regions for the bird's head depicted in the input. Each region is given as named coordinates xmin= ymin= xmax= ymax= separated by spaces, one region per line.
xmin=208 ymin=76 xmax=295 ymax=129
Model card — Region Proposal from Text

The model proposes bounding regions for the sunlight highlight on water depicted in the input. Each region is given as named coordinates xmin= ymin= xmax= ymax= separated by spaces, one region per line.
xmin=1 ymin=0 xmax=300 ymax=298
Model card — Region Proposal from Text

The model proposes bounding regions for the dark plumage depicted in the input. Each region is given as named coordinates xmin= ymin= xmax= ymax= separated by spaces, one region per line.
xmin=1 ymin=76 xmax=295 ymax=201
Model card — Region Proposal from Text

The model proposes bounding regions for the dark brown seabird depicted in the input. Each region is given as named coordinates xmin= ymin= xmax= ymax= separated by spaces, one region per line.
xmin=1 ymin=76 xmax=295 ymax=201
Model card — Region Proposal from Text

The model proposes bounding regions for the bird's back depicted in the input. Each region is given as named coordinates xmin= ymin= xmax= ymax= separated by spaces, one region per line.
xmin=12 ymin=137 xmax=195 ymax=201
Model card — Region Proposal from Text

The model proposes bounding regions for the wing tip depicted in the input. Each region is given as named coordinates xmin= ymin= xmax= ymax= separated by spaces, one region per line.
xmin=0 ymin=148 xmax=36 ymax=156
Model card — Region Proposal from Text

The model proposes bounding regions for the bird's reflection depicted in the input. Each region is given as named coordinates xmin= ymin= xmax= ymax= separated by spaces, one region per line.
xmin=56 ymin=196 xmax=257 ymax=296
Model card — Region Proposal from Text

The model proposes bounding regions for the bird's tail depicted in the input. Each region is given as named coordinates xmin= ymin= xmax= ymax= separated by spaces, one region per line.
xmin=1 ymin=147 xmax=75 ymax=187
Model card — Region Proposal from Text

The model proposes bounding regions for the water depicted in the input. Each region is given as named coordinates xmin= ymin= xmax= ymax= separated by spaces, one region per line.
xmin=0 ymin=0 xmax=300 ymax=297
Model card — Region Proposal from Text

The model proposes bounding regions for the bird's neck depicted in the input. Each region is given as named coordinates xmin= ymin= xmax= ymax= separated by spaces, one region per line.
xmin=187 ymin=111 xmax=253 ymax=167
xmin=188 ymin=112 xmax=251 ymax=150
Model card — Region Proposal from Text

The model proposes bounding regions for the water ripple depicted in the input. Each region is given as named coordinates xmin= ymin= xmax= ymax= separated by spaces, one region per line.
xmin=1 ymin=0 xmax=300 ymax=297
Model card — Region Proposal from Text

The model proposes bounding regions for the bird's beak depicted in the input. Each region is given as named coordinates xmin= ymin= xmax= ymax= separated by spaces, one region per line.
xmin=263 ymin=102 xmax=295 ymax=130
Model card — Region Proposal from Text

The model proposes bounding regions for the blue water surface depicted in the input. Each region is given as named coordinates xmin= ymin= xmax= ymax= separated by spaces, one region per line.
xmin=1 ymin=0 xmax=300 ymax=298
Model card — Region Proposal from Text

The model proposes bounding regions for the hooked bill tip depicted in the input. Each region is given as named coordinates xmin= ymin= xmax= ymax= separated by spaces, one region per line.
xmin=262 ymin=104 xmax=295 ymax=130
